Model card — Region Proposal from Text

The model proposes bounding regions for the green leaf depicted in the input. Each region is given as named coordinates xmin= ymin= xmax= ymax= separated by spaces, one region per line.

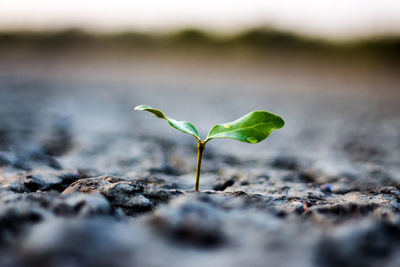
xmin=206 ymin=110 xmax=284 ymax=143
xmin=134 ymin=105 xmax=200 ymax=140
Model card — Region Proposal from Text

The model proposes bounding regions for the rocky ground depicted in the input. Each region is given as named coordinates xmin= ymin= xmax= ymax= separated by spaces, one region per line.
xmin=1 ymin=54 xmax=400 ymax=267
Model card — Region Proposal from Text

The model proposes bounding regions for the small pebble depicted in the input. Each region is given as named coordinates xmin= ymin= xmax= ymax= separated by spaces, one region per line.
xmin=292 ymin=201 xmax=305 ymax=214
xmin=321 ymin=184 xmax=333 ymax=193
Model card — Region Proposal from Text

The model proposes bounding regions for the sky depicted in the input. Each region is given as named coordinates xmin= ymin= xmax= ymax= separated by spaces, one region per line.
xmin=1 ymin=0 xmax=400 ymax=38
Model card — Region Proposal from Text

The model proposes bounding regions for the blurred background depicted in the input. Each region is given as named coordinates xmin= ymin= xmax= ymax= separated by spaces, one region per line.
xmin=1 ymin=0 xmax=400 ymax=181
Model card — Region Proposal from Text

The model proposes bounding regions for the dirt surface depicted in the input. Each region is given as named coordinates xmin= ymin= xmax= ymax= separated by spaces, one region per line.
xmin=1 ymin=53 xmax=400 ymax=267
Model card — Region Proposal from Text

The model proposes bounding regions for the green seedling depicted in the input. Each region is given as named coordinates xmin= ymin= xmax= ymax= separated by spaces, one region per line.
xmin=134 ymin=105 xmax=284 ymax=191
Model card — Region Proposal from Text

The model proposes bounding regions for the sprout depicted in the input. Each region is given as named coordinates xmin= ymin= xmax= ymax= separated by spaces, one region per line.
xmin=135 ymin=105 xmax=284 ymax=191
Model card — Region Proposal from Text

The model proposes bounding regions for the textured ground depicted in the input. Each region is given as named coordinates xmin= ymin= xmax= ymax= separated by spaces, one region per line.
xmin=1 ymin=53 xmax=400 ymax=267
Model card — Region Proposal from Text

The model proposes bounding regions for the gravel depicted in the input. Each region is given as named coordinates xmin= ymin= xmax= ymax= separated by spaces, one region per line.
xmin=1 ymin=54 xmax=400 ymax=267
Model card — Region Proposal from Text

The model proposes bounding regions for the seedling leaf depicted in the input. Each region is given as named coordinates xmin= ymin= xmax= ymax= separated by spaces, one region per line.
xmin=135 ymin=105 xmax=285 ymax=191
xmin=206 ymin=110 xmax=284 ymax=143
xmin=134 ymin=105 xmax=200 ymax=140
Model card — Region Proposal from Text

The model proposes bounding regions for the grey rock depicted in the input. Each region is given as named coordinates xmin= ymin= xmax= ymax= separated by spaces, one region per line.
xmin=147 ymin=193 xmax=227 ymax=247
xmin=0 ymin=203 xmax=46 ymax=246
xmin=63 ymin=175 xmax=182 ymax=216
xmin=1 ymin=169 xmax=90 ymax=193
xmin=314 ymin=219 xmax=400 ymax=267
xmin=270 ymin=156 xmax=299 ymax=170
xmin=18 ymin=218 xmax=139 ymax=267
xmin=213 ymin=178 xmax=235 ymax=191
xmin=0 ymin=189 xmax=115 ymax=248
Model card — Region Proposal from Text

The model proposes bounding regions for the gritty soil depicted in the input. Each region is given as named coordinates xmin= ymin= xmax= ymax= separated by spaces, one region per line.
xmin=1 ymin=53 xmax=400 ymax=267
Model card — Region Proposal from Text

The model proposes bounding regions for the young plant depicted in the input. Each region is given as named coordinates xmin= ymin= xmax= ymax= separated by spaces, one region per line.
xmin=134 ymin=105 xmax=284 ymax=191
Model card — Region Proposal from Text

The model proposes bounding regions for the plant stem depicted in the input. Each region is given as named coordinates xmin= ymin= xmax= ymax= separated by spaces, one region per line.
xmin=194 ymin=140 xmax=205 ymax=192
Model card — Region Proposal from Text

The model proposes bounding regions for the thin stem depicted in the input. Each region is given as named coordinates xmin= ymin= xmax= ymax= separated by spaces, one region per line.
xmin=194 ymin=140 xmax=205 ymax=192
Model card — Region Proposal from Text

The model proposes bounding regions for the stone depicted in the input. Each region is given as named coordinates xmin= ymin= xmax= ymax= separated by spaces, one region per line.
xmin=314 ymin=220 xmax=400 ymax=267
xmin=270 ymin=156 xmax=299 ymax=170
xmin=213 ymin=178 xmax=235 ymax=191
xmin=63 ymin=176 xmax=182 ymax=216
